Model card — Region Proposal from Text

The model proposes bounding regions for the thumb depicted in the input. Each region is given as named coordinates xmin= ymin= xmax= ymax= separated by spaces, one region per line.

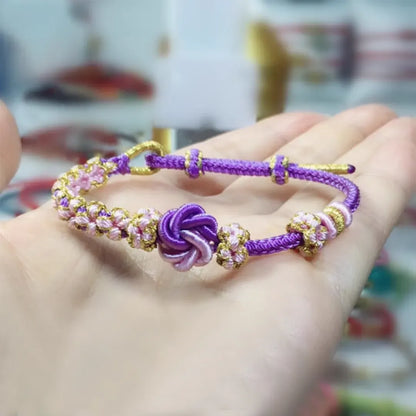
xmin=0 ymin=101 xmax=21 ymax=191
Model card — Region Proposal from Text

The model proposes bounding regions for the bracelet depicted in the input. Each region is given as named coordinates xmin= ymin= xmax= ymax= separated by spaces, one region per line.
xmin=52 ymin=141 xmax=360 ymax=272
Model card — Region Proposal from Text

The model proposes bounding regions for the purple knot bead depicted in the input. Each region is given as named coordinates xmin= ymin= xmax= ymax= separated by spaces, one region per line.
xmin=158 ymin=203 xmax=218 ymax=271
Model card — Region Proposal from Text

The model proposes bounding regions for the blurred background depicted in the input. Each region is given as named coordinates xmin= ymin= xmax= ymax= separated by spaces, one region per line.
xmin=0 ymin=0 xmax=415 ymax=414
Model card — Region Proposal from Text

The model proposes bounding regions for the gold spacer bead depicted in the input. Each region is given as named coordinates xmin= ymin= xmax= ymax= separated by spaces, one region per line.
xmin=282 ymin=156 xmax=289 ymax=183
xmin=184 ymin=150 xmax=191 ymax=176
xmin=197 ymin=151 xmax=203 ymax=176
xmin=185 ymin=150 xmax=203 ymax=177
xmin=323 ymin=206 xmax=345 ymax=235
xmin=269 ymin=155 xmax=289 ymax=184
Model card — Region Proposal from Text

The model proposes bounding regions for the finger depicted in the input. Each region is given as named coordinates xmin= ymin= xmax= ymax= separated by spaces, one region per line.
xmin=168 ymin=112 xmax=326 ymax=196
xmin=315 ymin=117 xmax=416 ymax=315
xmin=223 ymin=104 xmax=397 ymax=214
xmin=0 ymin=102 xmax=21 ymax=191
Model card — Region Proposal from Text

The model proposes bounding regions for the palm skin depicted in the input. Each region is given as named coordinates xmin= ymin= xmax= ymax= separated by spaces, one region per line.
xmin=0 ymin=102 xmax=415 ymax=415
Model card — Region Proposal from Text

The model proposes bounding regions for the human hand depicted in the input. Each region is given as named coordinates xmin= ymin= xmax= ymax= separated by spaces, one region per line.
xmin=0 ymin=102 xmax=415 ymax=415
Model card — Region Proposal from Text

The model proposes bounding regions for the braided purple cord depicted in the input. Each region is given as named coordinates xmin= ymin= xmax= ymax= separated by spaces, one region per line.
xmin=245 ymin=232 xmax=303 ymax=256
xmin=146 ymin=154 xmax=270 ymax=176
xmin=105 ymin=154 xmax=131 ymax=175
xmin=146 ymin=153 xmax=360 ymax=212
xmin=145 ymin=150 xmax=361 ymax=257
xmin=287 ymin=165 xmax=360 ymax=213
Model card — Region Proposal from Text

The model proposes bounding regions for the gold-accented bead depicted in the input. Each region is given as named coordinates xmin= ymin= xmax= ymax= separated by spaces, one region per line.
xmin=83 ymin=201 xmax=107 ymax=236
xmin=86 ymin=201 xmax=107 ymax=218
xmin=127 ymin=208 xmax=161 ymax=251
xmin=52 ymin=186 xmax=69 ymax=201
xmin=52 ymin=174 xmax=70 ymax=194
xmin=95 ymin=213 xmax=113 ymax=233
xmin=269 ymin=155 xmax=276 ymax=182
xmin=69 ymin=165 xmax=83 ymax=178
xmin=85 ymin=159 xmax=108 ymax=187
xmin=286 ymin=211 xmax=328 ymax=257
xmin=107 ymin=207 xmax=130 ymax=240
xmin=184 ymin=149 xmax=203 ymax=178
xmin=109 ymin=207 xmax=130 ymax=224
xmin=73 ymin=211 xmax=90 ymax=230
xmin=269 ymin=155 xmax=289 ymax=184
xmin=324 ymin=206 xmax=345 ymax=235
xmin=68 ymin=196 xmax=87 ymax=213
xmin=184 ymin=150 xmax=191 ymax=176
xmin=216 ymin=223 xmax=250 ymax=269
xmin=197 ymin=150 xmax=203 ymax=176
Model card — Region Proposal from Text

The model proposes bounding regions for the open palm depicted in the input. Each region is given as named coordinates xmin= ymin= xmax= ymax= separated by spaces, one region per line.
xmin=0 ymin=102 xmax=415 ymax=415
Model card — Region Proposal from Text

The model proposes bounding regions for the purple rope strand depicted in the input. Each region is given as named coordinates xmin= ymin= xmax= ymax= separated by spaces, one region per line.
xmin=146 ymin=154 xmax=360 ymax=212
xmin=287 ymin=165 xmax=360 ymax=213
xmin=145 ymin=152 xmax=361 ymax=256
xmin=245 ymin=232 xmax=303 ymax=256
xmin=105 ymin=154 xmax=131 ymax=175
xmin=146 ymin=154 xmax=271 ymax=176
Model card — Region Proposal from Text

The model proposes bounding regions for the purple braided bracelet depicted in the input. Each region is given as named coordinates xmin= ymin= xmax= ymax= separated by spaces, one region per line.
xmin=52 ymin=141 xmax=360 ymax=271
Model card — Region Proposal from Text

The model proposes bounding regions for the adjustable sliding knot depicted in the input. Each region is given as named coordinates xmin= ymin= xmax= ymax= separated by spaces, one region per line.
xmin=185 ymin=149 xmax=203 ymax=178
xmin=269 ymin=155 xmax=289 ymax=184
xmin=287 ymin=212 xmax=328 ymax=257
xmin=158 ymin=204 xmax=218 ymax=271
xmin=216 ymin=223 xmax=250 ymax=269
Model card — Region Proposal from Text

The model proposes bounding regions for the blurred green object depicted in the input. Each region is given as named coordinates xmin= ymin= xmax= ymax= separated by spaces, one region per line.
xmin=337 ymin=390 xmax=416 ymax=416
xmin=365 ymin=265 xmax=416 ymax=301
xmin=368 ymin=265 xmax=394 ymax=295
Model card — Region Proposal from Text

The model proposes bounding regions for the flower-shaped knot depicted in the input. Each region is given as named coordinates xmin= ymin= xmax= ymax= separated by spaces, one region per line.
xmin=158 ymin=204 xmax=218 ymax=271
xmin=127 ymin=208 xmax=161 ymax=251
xmin=216 ymin=223 xmax=250 ymax=270
xmin=286 ymin=211 xmax=328 ymax=257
